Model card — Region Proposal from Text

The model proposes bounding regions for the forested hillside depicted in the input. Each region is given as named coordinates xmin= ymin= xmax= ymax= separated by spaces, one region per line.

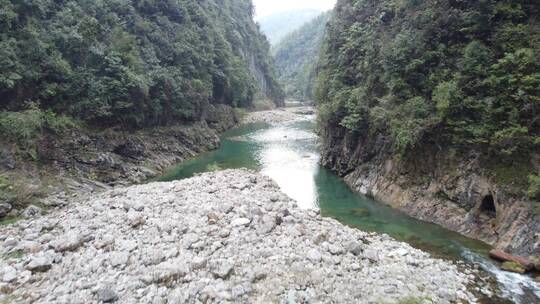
xmin=258 ymin=9 xmax=321 ymax=45
xmin=317 ymin=0 xmax=540 ymax=197
xmin=273 ymin=12 xmax=330 ymax=101
xmin=0 ymin=0 xmax=283 ymax=130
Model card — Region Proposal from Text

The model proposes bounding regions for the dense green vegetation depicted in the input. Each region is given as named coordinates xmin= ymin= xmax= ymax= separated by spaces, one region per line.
xmin=258 ymin=9 xmax=321 ymax=45
xmin=273 ymin=12 xmax=330 ymax=101
xmin=0 ymin=0 xmax=283 ymax=130
xmin=317 ymin=0 xmax=540 ymax=192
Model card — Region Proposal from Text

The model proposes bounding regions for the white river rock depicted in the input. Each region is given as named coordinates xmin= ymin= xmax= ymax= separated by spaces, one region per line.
xmin=0 ymin=169 xmax=476 ymax=303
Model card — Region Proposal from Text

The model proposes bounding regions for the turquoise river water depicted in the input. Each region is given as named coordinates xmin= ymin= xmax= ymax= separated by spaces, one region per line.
xmin=159 ymin=115 xmax=540 ymax=303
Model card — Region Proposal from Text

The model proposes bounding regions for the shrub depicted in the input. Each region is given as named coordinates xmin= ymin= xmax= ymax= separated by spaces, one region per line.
xmin=0 ymin=175 xmax=15 ymax=205
xmin=0 ymin=107 xmax=78 ymax=146
xmin=528 ymin=175 xmax=540 ymax=200
xmin=0 ymin=108 xmax=44 ymax=144
xmin=42 ymin=110 xmax=79 ymax=134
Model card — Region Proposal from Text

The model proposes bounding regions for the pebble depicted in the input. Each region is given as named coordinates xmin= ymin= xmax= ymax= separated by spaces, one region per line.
xmin=26 ymin=256 xmax=52 ymax=272
xmin=0 ymin=170 xmax=477 ymax=303
xmin=97 ymin=287 xmax=118 ymax=303
xmin=2 ymin=266 xmax=17 ymax=283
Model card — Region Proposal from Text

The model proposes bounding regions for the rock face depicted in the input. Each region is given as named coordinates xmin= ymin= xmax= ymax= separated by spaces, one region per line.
xmin=320 ymin=128 xmax=540 ymax=258
xmin=0 ymin=170 xmax=476 ymax=303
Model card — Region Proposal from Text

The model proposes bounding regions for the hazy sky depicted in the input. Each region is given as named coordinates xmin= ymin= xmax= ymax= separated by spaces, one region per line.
xmin=253 ymin=0 xmax=337 ymax=19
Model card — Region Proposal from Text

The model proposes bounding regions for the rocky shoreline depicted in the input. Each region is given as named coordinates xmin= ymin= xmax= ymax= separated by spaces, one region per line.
xmin=0 ymin=105 xmax=239 ymax=219
xmin=329 ymin=159 xmax=540 ymax=261
xmin=242 ymin=106 xmax=315 ymax=125
xmin=0 ymin=170 xmax=477 ymax=303
xmin=319 ymin=122 xmax=540 ymax=260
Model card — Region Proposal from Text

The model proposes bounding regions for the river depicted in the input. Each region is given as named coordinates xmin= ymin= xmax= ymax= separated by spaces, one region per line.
xmin=159 ymin=110 xmax=540 ymax=303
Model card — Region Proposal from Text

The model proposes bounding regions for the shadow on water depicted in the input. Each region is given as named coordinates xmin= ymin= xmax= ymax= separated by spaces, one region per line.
xmin=158 ymin=118 xmax=540 ymax=304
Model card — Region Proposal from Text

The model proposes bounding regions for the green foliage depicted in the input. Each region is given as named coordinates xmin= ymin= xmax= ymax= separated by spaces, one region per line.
xmin=0 ymin=0 xmax=283 ymax=129
xmin=273 ymin=12 xmax=330 ymax=101
xmin=529 ymin=175 xmax=540 ymax=200
xmin=0 ymin=105 xmax=78 ymax=145
xmin=0 ymin=107 xmax=43 ymax=145
xmin=317 ymin=0 xmax=540 ymax=180
xmin=0 ymin=217 xmax=22 ymax=227
xmin=390 ymin=97 xmax=436 ymax=153
xmin=0 ymin=175 xmax=15 ymax=206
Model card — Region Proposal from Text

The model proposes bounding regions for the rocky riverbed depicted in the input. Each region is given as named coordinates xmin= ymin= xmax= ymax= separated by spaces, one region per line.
xmin=0 ymin=169 xmax=477 ymax=303
xmin=242 ymin=106 xmax=314 ymax=125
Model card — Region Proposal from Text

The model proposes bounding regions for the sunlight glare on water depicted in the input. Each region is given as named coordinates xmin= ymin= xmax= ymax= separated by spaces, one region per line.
xmin=249 ymin=124 xmax=320 ymax=208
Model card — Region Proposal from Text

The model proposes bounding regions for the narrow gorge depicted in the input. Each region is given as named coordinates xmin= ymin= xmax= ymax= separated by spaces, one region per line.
xmin=0 ymin=0 xmax=539 ymax=303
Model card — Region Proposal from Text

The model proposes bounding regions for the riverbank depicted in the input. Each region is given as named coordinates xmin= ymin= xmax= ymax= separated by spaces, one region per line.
xmin=319 ymin=120 xmax=540 ymax=261
xmin=242 ymin=106 xmax=315 ymax=125
xmin=0 ymin=105 xmax=239 ymax=219
xmin=0 ymin=169 xmax=477 ymax=303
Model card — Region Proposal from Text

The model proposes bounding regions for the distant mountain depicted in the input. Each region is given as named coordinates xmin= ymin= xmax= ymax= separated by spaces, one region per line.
xmin=273 ymin=12 xmax=330 ymax=101
xmin=258 ymin=9 xmax=321 ymax=45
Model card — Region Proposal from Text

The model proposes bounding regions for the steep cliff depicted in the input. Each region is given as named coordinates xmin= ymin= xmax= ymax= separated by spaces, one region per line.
xmin=317 ymin=0 xmax=540 ymax=256
xmin=0 ymin=0 xmax=283 ymax=128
